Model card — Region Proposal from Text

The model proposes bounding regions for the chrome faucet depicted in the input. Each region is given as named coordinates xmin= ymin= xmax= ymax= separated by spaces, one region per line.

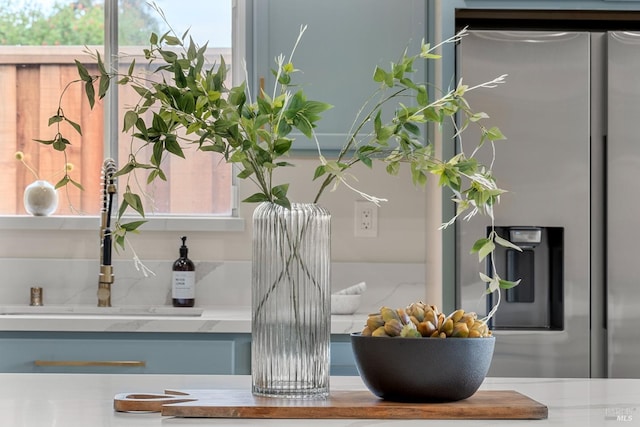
xmin=98 ymin=158 xmax=117 ymax=307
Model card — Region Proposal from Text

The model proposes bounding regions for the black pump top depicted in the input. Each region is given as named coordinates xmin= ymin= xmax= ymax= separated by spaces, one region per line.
xmin=179 ymin=236 xmax=189 ymax=258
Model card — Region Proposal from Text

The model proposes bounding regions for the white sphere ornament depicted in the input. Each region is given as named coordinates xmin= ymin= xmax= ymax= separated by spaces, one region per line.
xmin=23 ymin=180 xmax=58 ymax=216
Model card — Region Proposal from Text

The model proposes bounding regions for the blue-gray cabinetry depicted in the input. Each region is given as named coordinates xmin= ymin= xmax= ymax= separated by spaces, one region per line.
xmin=0 ymin=332 xmax=357 ymax=375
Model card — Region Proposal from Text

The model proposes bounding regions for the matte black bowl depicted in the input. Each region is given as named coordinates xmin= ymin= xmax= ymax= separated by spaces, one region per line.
xmin=350 ymin=332 xmax=495 ymax=402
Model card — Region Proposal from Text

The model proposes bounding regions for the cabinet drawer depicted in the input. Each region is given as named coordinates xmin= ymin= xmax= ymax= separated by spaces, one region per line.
xmin=0 ymin=332 xmax=244 ymax=374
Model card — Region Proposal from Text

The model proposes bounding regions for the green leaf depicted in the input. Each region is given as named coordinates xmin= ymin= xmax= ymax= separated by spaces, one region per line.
xmin=236 ymin=168 xmax=254 ymax=179
xmin=34 ymin=138 xmax=55 ymax=146
xmin=295 ymin=117 xmax=313 ymax=138
xmin=487 ymin=276 xmax=500 ymax=293
xmin=485 ymin=126 xmax=506 ymax=141
xmin=164 ymin=135 xmax=185 ymax=158
xmin=96 ymin=52 xmax=107 ymax=76
xmin=470 ymin=237 xmax=495 ymax=262
xmin=477 ymin=239 xmax=495 ymax=263
xmin=120 ymin=220 xmax=147 ymax=232
xmin=54 ymin=175 xmax=69 ymax=189
xmin=151 ymin=141 xmax=164 ymax=166
xmin=479 ymin=272 xmax=493 ymax=283
xmin=273 ymin=138 xmax=292 ymax=155
xmin=386 ymin=161 xmax=400 ymax=176
xmin=416 ymin=85 xmax=428 ymax=106
xmin=159 ymin=49 xmax=178 ymax=63
xmin=123 ymin=111 xmax=138 ymax=132
xmin=495 ymin=235 xmax=523 ymax=252
xmin=313 ymin=165 xmax=326 ymax=180
xmin=274 ymin=197 xmax=291 ymax=210
xmin=403 ymin=121 xmax=421 ymax=136
xmin=98 ymin=74 xmax=110 ymax=99
xmin=357 ymin=150 xmax=373 ymax=168
xmin=52 ymin=136 xmax=70 ymax=151
xmin=164 ymin=35 xmax=182 ymax=46
xmin=75 ymin=60 xmax=92 ymax=82
xmin=84 ymin=80 xmax=96 ymax=109
xmin=373 ymin=66 xmax=386 ymax=83
xmin=117 ymin=198 xmax=129 ymax=219
xmin=123 ymin=191 xmax=145 ymax=217
xmin=174 ymin=62 xmax=187 ymax=88
xmin=271 ymin=183 xmax=289 ymax=199
xmin=114 ymin=161 xmax=136 ymax=177
xmin=470 ymin=237 xmax=490 ymax=254
xmin=243 ymin=193 xmax=270 ymax=203
xmin=69 ymin=177 xmax=84 ymax=190
xmin=64 ymin=117 xmax=82 ymax=135
xmin=151 ymin=112 xmax=169 ymax=133
xmin=127 ymin=59 xmax=136 ymax=77
xmin=499 ymin=279 xmax=522 ymax=290
xmin=48 ymin=115 xmax=63 ymax=126
xmin=305 ymin=100 xmax=333 ymax=114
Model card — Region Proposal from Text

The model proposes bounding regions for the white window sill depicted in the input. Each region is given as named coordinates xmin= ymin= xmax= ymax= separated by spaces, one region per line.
xmin=0 ymin=215 xmax=245 ymax=232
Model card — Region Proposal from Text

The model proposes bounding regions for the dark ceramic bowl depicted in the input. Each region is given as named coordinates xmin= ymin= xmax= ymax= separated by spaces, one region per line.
xmin=350 ymin=332 xmax=495 ymax=402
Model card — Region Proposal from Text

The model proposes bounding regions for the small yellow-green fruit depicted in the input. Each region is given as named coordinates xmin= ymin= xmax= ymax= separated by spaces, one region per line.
xmin=449 ymin=309 xmax=465 ymax=323
xmin=366 ymin=314 xmax=384 ymax=331
xmin=424 ymin=309 xmax=436 ymax=327
xmin=400 ymin=324 xmax=422 ymax=338
xmin=380 ymin=306 xmax=400 ymax=323
xmin=452 ymin=322 xmax=470 ymax=338
xmin=372 ymin=326 xmax=389 ymax=337
xmin=417 ymin=320 xmax=437 ymax=337
xmin=469 ymin=329 xmax=482 ymax=338
xmin=406 ymin=303 xmax=425 ymax=322
xmin=396 ymin=308 xmax=411 ymax=325
xmin=409 ymin=315 xmax=420 ymax=327
xmin=440 ymin=318 xmax=454 ymax=336
xmin=384 ymin=318 xmax=403 ymax=337
xmin=461 ymin=312 xmax=477 ymax=330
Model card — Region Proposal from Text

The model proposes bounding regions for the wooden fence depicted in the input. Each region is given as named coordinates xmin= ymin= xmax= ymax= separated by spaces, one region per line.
xmin=0 ymin=46 xmax=232 ymax=216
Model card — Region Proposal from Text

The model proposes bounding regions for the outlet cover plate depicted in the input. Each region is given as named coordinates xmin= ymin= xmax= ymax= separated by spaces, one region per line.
xmin=354 ymin=200 xmax=378 ymax=237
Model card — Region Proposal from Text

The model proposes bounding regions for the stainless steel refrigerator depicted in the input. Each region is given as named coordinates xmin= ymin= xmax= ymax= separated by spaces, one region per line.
xmin=456 ymin=30 xmax=640 ymax=378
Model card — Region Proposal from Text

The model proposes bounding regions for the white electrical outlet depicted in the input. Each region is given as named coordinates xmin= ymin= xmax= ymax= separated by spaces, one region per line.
xmin=354 ymin=200 xmax=378 ymax=237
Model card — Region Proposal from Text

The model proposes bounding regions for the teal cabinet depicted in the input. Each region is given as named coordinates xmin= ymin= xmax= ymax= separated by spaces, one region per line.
xmin=0 ymin=332 xmax=356 ymax=375
xmin=0 ymin=332 xmax=251 ymax=374
xmin=253 ymin=0 xmax=428 ymax=152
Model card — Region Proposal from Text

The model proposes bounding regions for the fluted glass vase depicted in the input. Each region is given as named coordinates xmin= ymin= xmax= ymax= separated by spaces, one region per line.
xmin=251 ymin=202 xmax=331 ymax=399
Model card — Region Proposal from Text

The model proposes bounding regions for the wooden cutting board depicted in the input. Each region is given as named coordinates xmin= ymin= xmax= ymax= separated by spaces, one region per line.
xmin=114 ymin=389 xmax=548 ymax=419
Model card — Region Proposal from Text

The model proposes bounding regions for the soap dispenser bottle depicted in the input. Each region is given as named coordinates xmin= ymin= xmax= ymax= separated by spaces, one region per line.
xmin=172 ymin=236 xmax=195 ymax=307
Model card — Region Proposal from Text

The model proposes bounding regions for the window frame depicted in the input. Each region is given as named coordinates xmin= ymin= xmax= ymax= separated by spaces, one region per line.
xmin=2 ymin=0 xmax=244 ymax=232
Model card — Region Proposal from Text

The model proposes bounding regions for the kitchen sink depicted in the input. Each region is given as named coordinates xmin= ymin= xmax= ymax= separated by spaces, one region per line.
xmin=0 ymin=305 xmax=204 ymax=317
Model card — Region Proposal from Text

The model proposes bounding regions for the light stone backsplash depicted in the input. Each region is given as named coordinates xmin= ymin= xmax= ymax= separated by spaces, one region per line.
xmin=0 ymin=258 xmax=426 ymax=313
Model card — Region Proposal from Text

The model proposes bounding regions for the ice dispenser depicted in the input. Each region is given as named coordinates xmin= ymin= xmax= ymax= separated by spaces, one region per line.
xmin=488 ymin=226 xmax=564 ymax=330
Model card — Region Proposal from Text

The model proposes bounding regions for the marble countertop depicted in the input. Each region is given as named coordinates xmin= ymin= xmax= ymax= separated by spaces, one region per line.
xmin=0 ymin=306 xmax=366 ymax=334
xmin=0 ymin=374 xmax=637 ymax=426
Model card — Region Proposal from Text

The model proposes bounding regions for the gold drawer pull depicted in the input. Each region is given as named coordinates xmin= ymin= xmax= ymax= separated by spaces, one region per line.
xmin=34 ymin=360 xmax=145 ymax=367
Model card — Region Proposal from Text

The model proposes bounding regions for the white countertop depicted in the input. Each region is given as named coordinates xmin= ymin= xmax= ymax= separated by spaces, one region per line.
xmin=0 ymin=306 xmax=365 ymax=334
xmin=0 ymin=374 xmax=637 ymax=426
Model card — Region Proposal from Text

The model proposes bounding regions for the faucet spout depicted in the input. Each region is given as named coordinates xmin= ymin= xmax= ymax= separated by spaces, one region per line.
xmin=98 ymin=158 xmax=117 ymax=307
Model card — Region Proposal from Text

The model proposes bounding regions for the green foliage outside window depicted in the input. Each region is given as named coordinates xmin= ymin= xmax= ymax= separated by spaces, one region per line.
xmin=0 ymin=0 xmax=160 ymax=46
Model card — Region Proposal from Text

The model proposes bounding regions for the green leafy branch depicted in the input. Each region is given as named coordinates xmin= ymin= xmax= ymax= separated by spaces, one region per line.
xmin=37 ymin=13 xmax=521 ymax=310
xmin=311 ymin=29 xmax=508 ymax=230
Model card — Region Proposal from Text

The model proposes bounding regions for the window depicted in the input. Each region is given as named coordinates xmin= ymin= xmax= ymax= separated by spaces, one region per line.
xmin=1 ymin=0 xmax=234 ymax=217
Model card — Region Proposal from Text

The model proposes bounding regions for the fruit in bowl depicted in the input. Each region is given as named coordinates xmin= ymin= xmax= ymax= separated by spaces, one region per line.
xmin=361 ymin=302 xmax=491 ymax=338
xmin=351 ymin=302 xmax=495 ymax=402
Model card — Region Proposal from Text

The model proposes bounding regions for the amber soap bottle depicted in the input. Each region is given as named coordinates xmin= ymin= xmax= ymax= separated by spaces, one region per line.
xmin=172 ymin=236 xmax=195 ymax=307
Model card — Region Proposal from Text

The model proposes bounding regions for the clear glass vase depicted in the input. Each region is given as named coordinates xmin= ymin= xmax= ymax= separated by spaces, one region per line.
xmin=251 ymin=202 xmax=331 ymax=399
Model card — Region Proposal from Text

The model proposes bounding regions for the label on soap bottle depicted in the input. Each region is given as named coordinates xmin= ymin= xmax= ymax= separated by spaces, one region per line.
xmin=172 ymin=271 xmax=196 ymax=299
